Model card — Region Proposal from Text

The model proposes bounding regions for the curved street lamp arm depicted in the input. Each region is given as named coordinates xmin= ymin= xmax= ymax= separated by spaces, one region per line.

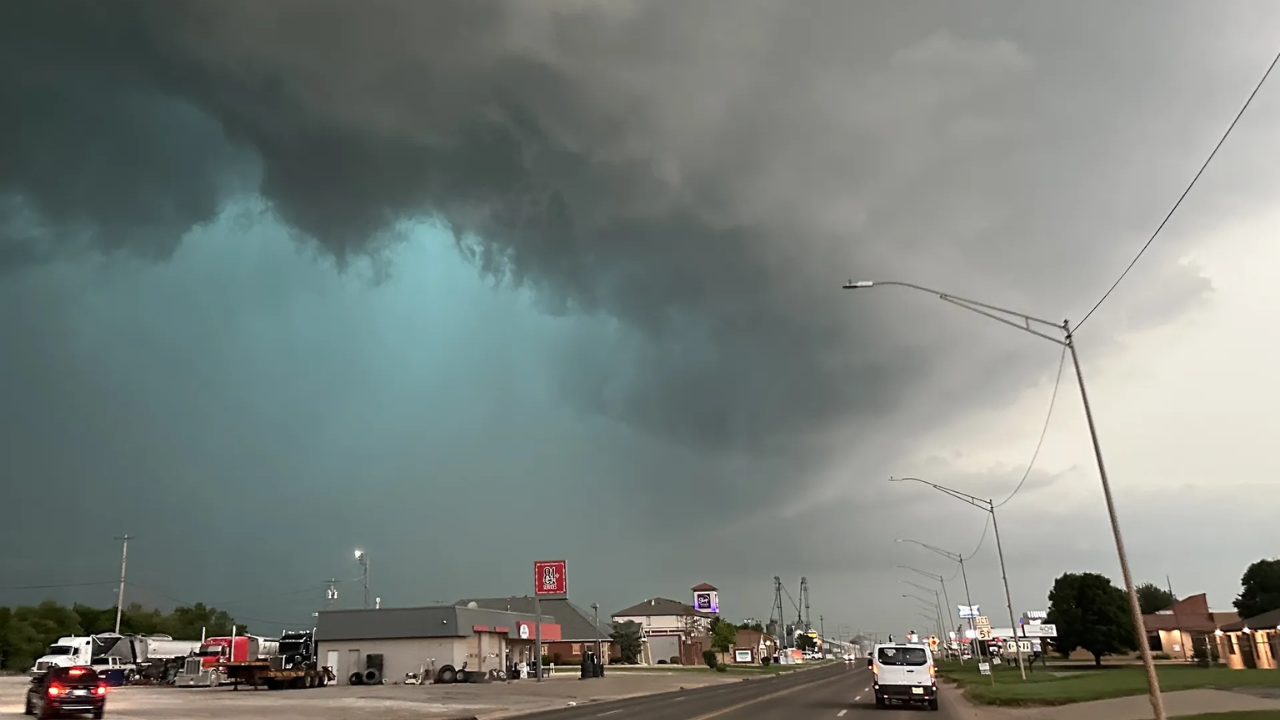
xmin=843 ymin=280 xmax=1068 ymax=347
xmin=890 ymin=476 xmax=993 ymax=513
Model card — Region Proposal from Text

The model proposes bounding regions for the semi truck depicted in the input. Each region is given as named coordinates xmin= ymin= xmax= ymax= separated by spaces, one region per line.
xmin=215 ymin=630 xmax=333 ymax=690
xmin=176 ymin=635 xmax=278 ymax=687
xmin=31 ymin=634 xmax=201 ymax=684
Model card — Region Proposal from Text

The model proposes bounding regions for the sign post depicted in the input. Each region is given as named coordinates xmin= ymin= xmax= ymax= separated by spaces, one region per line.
xmin=533 ymin=560 xmax=568 ymax=683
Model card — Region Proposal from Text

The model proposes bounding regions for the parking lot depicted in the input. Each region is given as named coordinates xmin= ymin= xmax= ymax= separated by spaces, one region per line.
xmin=0 ymin=671 xmax=738 ymax=720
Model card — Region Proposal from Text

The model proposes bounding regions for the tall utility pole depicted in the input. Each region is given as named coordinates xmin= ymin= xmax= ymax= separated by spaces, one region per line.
xmin=113 ymin=535 xmax=133 ymax=634
xmin=846 ymin=280 xmax=1166 ymax=720
xmin=769 ymin=576 xmax=786 ymax=651
xmin=819 ymin=615 xmax=825 ymax=650
xmin=897 ymin=538 xmax=977 ymax=658
xmin=354 ymin=550 xmax=370 ymax=609
xmin=592 ymin=603 xmax=602 ymax=660
xmin=891 ymin=477 xmax=1026 ymax=678
xmin=325 ymin=579 xmax=339 ymax=610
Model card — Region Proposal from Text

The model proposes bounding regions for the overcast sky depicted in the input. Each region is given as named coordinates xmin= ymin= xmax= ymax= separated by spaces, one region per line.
xmin=2 ymin=0 xmax=1278 ymax=639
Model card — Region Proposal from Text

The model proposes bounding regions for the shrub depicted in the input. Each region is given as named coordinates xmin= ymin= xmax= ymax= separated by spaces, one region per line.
xmin=669 ymin=656 xmax=681 ymax=665
xmin=715 ymin=664 xmax=728 ymax=673
xmin=702 ymin=649 xmax=719 ymax=668
xmin=761 ymin=656 xmax=772 ymax=667
xmin=1152 ymin=652 xmax=1172 ymax=660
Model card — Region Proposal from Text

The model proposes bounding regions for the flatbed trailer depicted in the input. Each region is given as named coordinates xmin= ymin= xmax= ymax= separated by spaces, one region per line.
xmin=216 ymin=660 xmax=334 ymax=690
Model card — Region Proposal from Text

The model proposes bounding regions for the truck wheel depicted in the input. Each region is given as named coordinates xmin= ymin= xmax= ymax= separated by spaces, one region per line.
xmin=348 ymin=671 xmax=363 ymax=685
xmin=363 ymin=668 xmax=381 ymax=685
xmin=208 ymin=671 xmax=221 ymax=687
xmin=436 ymin=665 xmax=457 ymax=684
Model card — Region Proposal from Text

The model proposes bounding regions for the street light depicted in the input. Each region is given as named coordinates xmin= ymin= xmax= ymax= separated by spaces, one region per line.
xmin=900 ymin=581 xmax=946 ymax=647
xmin=896 ymin=537 xmax=979 ymax=658
xmin=848 ymin=279 xmax=1165 ymax=720
xmin=897 ymin=565 xmax=961 ymax=663
xmin=891 ymin=476 xmax=1026 ymax=678
xmin=354 ymin=550 xmax=370 ymax=610
xmin=901 ymin=589 xmax=944 ymax=640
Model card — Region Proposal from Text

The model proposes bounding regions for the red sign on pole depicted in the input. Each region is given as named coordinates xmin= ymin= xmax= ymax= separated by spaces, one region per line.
xmin=534 ymin=560 xmax=568 ymax=596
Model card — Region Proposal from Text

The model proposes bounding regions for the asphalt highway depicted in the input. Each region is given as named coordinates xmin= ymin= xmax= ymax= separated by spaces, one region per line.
xmin=512 ymin=663 xmax=964 ymax=720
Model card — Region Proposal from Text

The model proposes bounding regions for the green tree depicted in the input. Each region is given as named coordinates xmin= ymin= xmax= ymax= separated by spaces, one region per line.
xmin=609 ymin=621 xmax=642 ymax=665
xmin=1136 ymin=583 xmax=1176 ymax=615
xmin=796 ymin=633 xmax=817 ymax=652
xmin=1047 ymin=572 xmax=1137 ymax=666
xmin=1234 ymin=558 xmax=1280 ymax=620
xmin=736 ymin=620 xmax=764 ymax=633
xmin=0 ymin=599 xmax=248 ymax=670
xmin=709 ymin=616 xmax=737 ymax=654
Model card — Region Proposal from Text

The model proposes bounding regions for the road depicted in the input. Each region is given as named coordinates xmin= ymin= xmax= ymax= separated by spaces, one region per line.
xmin=510 ymin=663 xmax=963 ymax=720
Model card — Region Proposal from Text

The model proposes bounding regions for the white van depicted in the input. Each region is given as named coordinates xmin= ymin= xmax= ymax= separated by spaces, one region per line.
xmin=869 ymin=643 xmax=938 ymax=710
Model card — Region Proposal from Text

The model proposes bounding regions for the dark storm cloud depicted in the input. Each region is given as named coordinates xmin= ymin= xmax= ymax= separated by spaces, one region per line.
xmin=2 ymin=0 xmax=1275 ymax=457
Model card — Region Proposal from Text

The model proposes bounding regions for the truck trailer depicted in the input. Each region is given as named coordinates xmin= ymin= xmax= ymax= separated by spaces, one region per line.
xmin=215 ymin=630 xmax=333 ymax=690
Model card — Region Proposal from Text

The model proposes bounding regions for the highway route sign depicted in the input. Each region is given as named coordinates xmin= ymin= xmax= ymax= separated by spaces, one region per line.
xmin=977 ymin=627 xmax=993 ymax=641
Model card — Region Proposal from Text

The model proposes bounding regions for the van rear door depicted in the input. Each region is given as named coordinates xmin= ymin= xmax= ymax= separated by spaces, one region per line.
xmin=876 ymin=646 xmax=931 ymax=687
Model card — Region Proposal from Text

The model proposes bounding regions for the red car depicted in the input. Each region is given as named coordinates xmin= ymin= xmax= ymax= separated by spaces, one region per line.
xmin=25 ymin=665 xmax=107 ymax=718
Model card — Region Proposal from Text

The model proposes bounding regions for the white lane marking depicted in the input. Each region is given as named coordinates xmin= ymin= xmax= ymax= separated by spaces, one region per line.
xmin=854 ymin=695 xmax=861 ymax=701
xmin=837 ymin=710 xmax=848 ymax=716
xmin=597 ymin=711 xmax=622 ymax=717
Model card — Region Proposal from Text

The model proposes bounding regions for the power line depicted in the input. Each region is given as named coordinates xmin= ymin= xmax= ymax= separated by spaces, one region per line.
xmin=995 ymin=344 xmax=1068 ymax=509
xmin=1077 ymin=46 xmax=1280 ymax=332
xmin=0 ymin=581 xmax=118 ymax=591
xmin=963 ymin=516 xmax=990 ymax=562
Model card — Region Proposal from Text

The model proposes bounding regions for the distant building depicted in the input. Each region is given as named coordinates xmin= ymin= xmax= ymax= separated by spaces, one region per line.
xmin=455 ymin=596 xmax=612 ymax=665
xmin=1141 ymin=593 xmax=1238 ymax=662
xmin=1217 ymin=608 xmax=1280 ymax=671
xmin=612 ymin=593 xmax=714 ymax=665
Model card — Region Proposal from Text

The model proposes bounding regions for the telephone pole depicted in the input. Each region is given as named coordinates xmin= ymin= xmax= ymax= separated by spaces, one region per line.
xmin=113 ymin=535 xmax=133 ymax=634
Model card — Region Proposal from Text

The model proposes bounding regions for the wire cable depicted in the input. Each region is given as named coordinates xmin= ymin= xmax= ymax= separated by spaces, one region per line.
xmin=1077 ymin=47 xmax=1280 ymax=332
xmin=962 ymin=516 xmax=991 ymax=562
xmin=0 ymin=580 xmax=119 ymax=591
xmin=995 ymin=344 xmax=1068 ymax=509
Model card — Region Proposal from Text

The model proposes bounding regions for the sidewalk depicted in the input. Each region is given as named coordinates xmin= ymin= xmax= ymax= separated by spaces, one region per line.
xmin=943 ymin=682 xmax=1280 ymax=720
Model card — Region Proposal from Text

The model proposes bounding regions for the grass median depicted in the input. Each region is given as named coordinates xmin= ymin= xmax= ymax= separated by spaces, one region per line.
xmin=937 ymin=660 xmax=1280 ymax=706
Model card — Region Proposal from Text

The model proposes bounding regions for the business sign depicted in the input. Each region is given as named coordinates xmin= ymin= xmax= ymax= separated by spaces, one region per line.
xmin=734 ymin=649 xmax=752 ymax=663
xmin=534 ymin=560 xmax=568 ymax=596
xmin=1005 ymin=640 xmax=1033 ymax=654
xmin=958 ymin=605 xmax=981 ymax=619
xmin=693 ymin=590 xmax=719 ymax=613
xmin=1021 ymin=623 xmax=1057 ymax=638
xmin=1023 ymin=610 xmax=1048 ymax=621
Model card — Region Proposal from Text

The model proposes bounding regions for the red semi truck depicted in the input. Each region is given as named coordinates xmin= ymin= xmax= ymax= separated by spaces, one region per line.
xmin=175 ymin=636 xmax=277 ymax=687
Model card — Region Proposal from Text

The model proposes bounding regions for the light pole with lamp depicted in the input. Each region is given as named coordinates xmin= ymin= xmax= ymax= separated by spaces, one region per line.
xmin=898 ymin=565 xmax=962 ymax=663
xmin=354 ymin=550 xmax=370 ymax=610
xmin=900 ymin=581 xmax=946 ymax=648
xmin=903 ymin=594 xmax=941 ymax=637
xmin=897 ymin=538 xmax=979 ymax=658
xmin=591 ymin=603 xmax=602 ymax=661
xmin=891 ymin=476 xmax=1026 ymax=678
xmin=846 ymin=279 xmax=1165 ymax=720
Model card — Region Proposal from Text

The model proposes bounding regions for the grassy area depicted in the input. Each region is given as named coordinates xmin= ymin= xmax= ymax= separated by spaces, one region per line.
xmin=937 ymin=661 xmax=1280 ymax=706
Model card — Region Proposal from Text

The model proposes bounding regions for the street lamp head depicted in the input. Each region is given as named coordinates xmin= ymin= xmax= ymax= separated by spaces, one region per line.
xmin=354 ymin=550 xmax=365 ymax=561
xmin=894 ymin=538 xmax=905 ymax=543
xmin=842 ymin=280 xmax=875 ymax=289
xmin=887 ymin=476 xmax=904 ymax=482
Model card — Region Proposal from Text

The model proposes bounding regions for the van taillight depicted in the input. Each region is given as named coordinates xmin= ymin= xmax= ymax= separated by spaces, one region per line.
xmin=47 ymin=685 xmax=63 ymax=697
xmin=871 ymin=664 xmax=878 ymax=674
xmin=95 ymin=685 xmax=107 ymax=696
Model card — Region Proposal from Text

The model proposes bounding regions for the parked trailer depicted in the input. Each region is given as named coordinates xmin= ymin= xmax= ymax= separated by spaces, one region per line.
xmin=215 ymin=630 xmax=332 ymax=690
xmin=216 ymin=659 xmax=333 ymax=689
